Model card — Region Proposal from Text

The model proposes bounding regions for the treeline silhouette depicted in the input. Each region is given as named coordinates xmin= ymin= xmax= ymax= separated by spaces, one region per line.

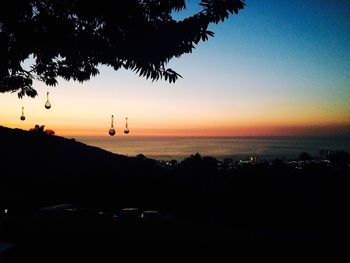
xmin=0 ymin=126 xmax=349 ymax=259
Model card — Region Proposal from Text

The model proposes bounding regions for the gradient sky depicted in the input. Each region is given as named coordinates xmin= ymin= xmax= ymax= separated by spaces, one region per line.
xmin=1 ymin=0 xmax=349 ymax=137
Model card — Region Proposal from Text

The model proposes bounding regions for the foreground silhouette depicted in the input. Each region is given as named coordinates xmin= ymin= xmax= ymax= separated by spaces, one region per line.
xmin=0 ymin=126 xmax=349 ymax=260
xmin=0 ymin=0 xmax=245 ymax=98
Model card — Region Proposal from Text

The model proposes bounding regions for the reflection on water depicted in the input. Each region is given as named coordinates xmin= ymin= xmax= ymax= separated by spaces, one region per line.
xmin=75 ymin=136 xmax=350 ymax=161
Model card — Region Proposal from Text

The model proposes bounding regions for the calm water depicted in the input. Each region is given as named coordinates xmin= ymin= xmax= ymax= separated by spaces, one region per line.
xmin=75 ymin=136 xmax=350 ymax=161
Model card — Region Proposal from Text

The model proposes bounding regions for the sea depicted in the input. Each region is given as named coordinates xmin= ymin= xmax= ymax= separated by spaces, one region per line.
xmin=75 ymin=136 xmax=350 ymax=161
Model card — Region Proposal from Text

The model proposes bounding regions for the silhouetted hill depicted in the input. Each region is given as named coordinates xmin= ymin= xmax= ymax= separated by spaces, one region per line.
xmin=0 ymin=126 xmax=128 ymax=177
xmin=0 ymin=126 xmax=165 ymax=212
xmin=1 ymin=126 xmax=350 ymax=260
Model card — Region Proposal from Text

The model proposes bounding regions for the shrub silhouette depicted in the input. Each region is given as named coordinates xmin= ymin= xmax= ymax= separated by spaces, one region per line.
xmin=29 ymin=125 xmax=55 ymax=135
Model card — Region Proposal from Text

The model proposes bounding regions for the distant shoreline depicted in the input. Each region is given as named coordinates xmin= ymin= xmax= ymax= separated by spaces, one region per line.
xmin=75 ymin=135 xmax=350 ymax=162
xmin=73 ymin=134 xmax=350 ymax=139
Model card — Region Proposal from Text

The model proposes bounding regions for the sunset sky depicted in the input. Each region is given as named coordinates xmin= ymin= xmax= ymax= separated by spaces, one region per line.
xmin=1 ymin=0 xmax=349 ymax=137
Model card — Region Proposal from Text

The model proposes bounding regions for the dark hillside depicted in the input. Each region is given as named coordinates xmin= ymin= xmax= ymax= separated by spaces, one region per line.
xmin=0 ymin=126 xmax=165 ymax=211
xmin=0 ymin=126 xmax=127 ymax=177
xmin=0 ymin=126 xmax=349 ymax=260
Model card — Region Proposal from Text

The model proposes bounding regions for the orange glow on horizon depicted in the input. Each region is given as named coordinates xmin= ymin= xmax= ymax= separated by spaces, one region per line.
xmin=1 ymin=78 xmax=349 ymax=138
xmin=2 ymin=121 xmax=349 ymax=138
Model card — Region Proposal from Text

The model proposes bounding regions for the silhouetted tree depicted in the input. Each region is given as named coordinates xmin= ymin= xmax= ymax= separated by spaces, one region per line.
xmin=29 ymin=124 xmax=45 ymax=133
xmin=29 ymin=124 xmax=55 ymax=135
xmin=0 ymin=0 xmax=245 ymax=98
xmin=180 ymin=153 xmax=218 ymax=180
xmin=326 ymin=150 xmax=350 ymax=166
xmin=299 ymin=152 xmax=312 ymax=162
xmin=136 ymin=154 xmax=147 ymax=160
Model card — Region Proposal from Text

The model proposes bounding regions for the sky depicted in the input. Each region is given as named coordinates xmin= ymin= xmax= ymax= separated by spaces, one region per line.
xmin=1 ymin=0 xmax=349 ymax=137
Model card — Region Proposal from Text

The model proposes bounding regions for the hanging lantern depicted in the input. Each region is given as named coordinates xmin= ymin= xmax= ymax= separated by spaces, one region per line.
xmin=20 ymin=106 xmax=25 ymax=121
xmin=109 ymin=115 xmax=116 ymax=136
xmin=124 ymin=117 xmax=129 ymax=134
xmin=45 ymin=92 xmax=51 ymax=109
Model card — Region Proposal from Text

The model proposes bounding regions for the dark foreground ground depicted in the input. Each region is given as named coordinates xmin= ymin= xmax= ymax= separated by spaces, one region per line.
xmin=0 ymin=126 xmax=349 ymax=261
